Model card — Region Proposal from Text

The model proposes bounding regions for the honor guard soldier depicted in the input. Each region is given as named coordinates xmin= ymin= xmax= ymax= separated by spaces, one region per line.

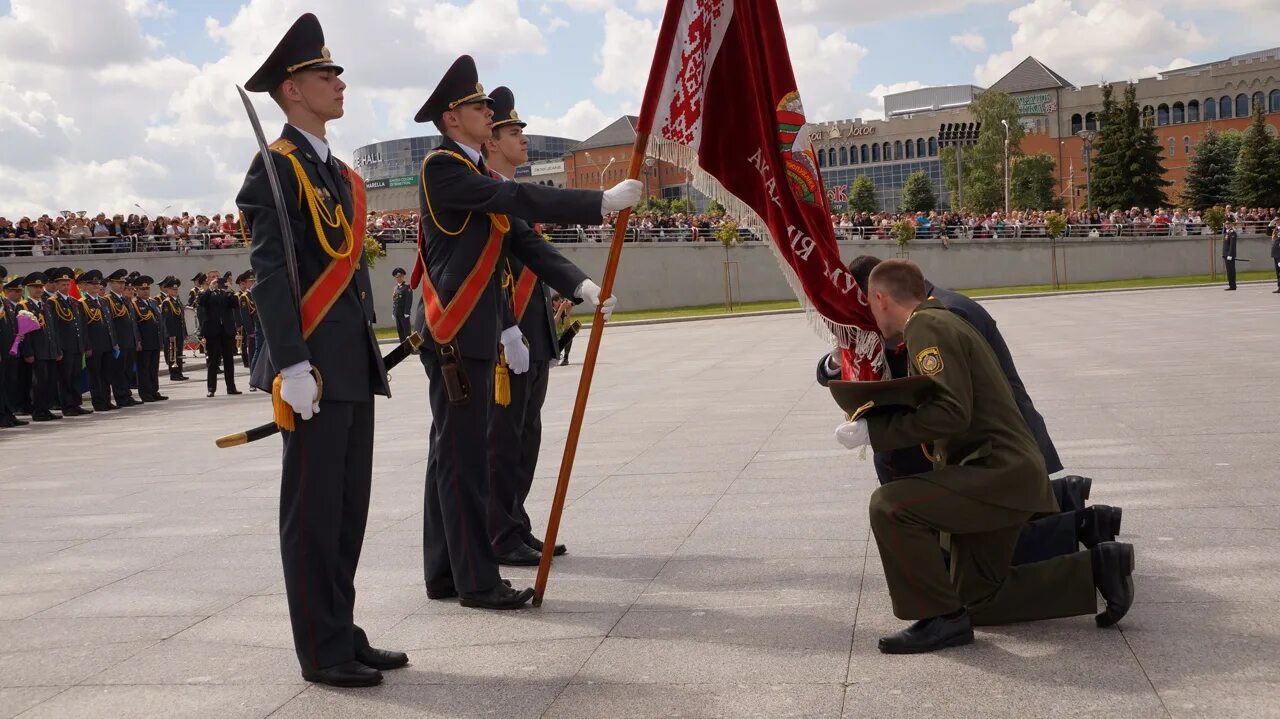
xmin=1223 ymin=220 xmax=1239 ymax=291
xmin=235 ymin=270 xmax=259 ymax=374
xmin=410 ymin=56 xmax=640 ymax=609
xmin=237 ymin=12 xmax=406 ymax=688
xmin=131 ymin=276 xmax=166 ymax=402
xmin=104 ymin=269 xmax=142 ymax=407
xmin=188 ymin=272 xmax=207 ymax=351
xmin=198 ymin=273 xmax=242 ymax=397
xmin=482 ymin=87 xmax=569 ymax=565
xmin=47 ymin=267 xmax=91 ymax=416
xmin=0 ymin=269 xmax=25 ymax=427
xmin=18 ymin=272 xmax=61 ymax=421
xmin=77 ymin=270 xmax=120 ymax=411
xmin=158 ymin=276 xmax=189 ymax=380
xmin=835 ymin=260 xmax=1135 ymax=654
xmin=1271 ymin=219 xmax=1280 ymax=293
xmin=390 ymin=267 xmax=411 ymax=344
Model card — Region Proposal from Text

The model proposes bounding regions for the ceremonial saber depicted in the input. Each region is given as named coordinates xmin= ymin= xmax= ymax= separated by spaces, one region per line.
xmin=216 ymin=332 xmax=423 ymax=448
xmin=532 ymin=0 xmax=684 ymax=607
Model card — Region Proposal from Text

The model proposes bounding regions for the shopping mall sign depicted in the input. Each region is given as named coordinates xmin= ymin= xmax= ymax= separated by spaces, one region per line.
xmin=1016 ymin=93 xmax=1055 ymax=116
xmin=364 ymin=174 xmax=418 ymax=190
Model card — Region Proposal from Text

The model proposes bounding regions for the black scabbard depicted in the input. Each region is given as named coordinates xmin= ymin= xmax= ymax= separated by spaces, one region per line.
xmin=215 ymin=332 xmax=423 ymax=448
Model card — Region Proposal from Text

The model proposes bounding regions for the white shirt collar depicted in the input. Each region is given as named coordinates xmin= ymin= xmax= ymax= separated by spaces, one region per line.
xmin=455 ymin=141 xmax=482 ymax=167
xmin=290 ymin=124 xmax=329 ymax=162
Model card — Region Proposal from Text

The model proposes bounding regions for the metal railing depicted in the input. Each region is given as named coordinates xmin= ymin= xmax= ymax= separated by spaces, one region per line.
xmin=831 ymin=222 xmax=1261 ymax=241
xmin=0 ymin=233 xmax=251 ymax=256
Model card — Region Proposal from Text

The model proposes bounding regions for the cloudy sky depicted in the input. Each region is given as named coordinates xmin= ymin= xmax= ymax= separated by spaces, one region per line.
xmin=1 ymin=0 xmax=1275 ymax=217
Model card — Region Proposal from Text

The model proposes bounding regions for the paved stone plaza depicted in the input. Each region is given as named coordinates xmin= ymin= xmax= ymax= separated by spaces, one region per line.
xmin=1 ymin=284 xmax=1278 ymax=718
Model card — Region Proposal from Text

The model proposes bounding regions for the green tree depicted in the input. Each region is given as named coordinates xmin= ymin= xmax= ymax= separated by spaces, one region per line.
xmin=941 ymin=90 xmax=1024 ymax=213
xmin=1230 ymin=100 xmax=1280 ymax=207
xmin=899 ymin=170 xmax=937 ymax=212
xmin=1089 ymin=83 xmax=1170 ymax=210
xmin=1183 ymin=130 xmax=1238 ymax=210
xmin=849 ymin=175 xmax=879 ymax=213
xmin=705 ymin=199 xmax=726 ymax=216
xmin=1125 ymin=84 xmax=1172 ymax=209
xmin=1087 ymin=84 xmax=1127 ymax=211
xmin=1010 ymin=153 xmax=1060 ymax=210
xmin=669 ymin=198 xmax=694 ymax=214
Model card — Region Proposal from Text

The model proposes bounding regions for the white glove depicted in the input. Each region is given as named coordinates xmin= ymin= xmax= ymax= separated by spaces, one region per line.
xmin=501 ymin=326 xmax=530 ymax=375
xmin=601 ymin=179 xmax=643 ymax=213
xmin=575 ymin=279 xmax=617 ymax=321
xmin=1226 ymin=256 xmax=1232 ymax=261
xmin=279 ymin=360 xmax=319 ymax=421
xmin=835 ymin=419 xmax=869 ymax=450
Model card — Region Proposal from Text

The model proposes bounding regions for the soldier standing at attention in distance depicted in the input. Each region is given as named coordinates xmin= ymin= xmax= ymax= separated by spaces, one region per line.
xmin=157 ymin=276 xmax=189 ymax=381
xmin=390 ymin=267 xmax=412 ymax=344
xmin=237 ymin=12 xmax=406 ymax=688
xmin=410 ymin=54 xmax=640 ymax=609
xmin=131 ymin=276 xmax=166 ymax=402
xmin=77 ymin=270 xmax=120 ymax=411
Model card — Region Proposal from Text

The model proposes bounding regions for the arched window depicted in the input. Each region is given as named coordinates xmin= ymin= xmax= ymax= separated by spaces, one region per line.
xmin=1252 ymin=91 xmax=1265 ymax=112
xmin=1070 ymin=113 xmax=1083 ymax=134
xmin=1157 ymin=104 xmax=1170 ymax=126
xmin=827 ymin=148 xmax=836 ymax=166
xmin=1205 ymin=99 xmax=1217 ymax=120
xmin=1188 ymin=100 xmax=1200 ymax=122
xmin=893 ymin=141 xmax=903 ymax=160
xmin=839 ymin=147 xmax=848 ymax=165
xmin=927 ymin=137 xmax=937 ymax=156
xmin=1220 ymin=96 xmax=1232 ymax=119
xmin=1168 ymin=137 xmax=1175 ymax=158
xmin=916 ymin=138 xmax=926 ymax=157
xmin=817 ymin=150 xmax=825 ymax=168
xmin=905 ymin=141 xmax=914 ymax=159
xmin=1172 ymin=102 xmax=1185 ymax=124
xmin=1235 ymin=94 xmax=1249 ymax=118
xmin=850 ymin=146 xmax=858 ymax=165
xmin=881 ymin=142 xmax=891 ymax=161
xmin=860 ymin=145 xmax=869 ymax=163
xmin=872 ymin=144 xmax=881 ymax=162
xmin=1085 ymin=112 xmax=1098 ymax=131
xmin=1184 ymin=136 xmax=1192 ymax=156
xmin=1271 ymin=90 xmax=1280 ymax=113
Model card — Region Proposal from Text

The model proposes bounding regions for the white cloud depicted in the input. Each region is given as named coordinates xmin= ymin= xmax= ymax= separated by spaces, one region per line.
xmin=414 ymin=0 xmax=546 ymax=57
xmin=594 ymin=8 xmax=657 ymax=96
xmin=786 ymin=25 xmax=869 ymax=122
xmin=524 ymin=99 xmax=613 ymax=140
xmin=781 ymin=0 xmax=1005 ymax=26
xmin=633 ymin=0 xmax=665 ymax=11
xmin=857 ymin=80 xmax=926 ymax=120
xmin=950 ymin=32 xmax=987 ymax=53
xmin=124 ymin=0 xmax=174 ymax=18
xmin=546 ymin=16 xmax=570 ymax=32
xmin=975 ymin=0 xmax=1211 ymax=87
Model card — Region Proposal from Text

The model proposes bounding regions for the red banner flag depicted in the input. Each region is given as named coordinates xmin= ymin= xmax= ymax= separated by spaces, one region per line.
xmin=637 ymin=0 xmax=884 ymax=380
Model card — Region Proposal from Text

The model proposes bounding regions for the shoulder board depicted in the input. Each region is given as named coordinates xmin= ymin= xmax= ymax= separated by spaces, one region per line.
xmin=423 ymin=148 xmax=476 ymax=171
xmin=269 ymin=138 xmax=298 ymax=156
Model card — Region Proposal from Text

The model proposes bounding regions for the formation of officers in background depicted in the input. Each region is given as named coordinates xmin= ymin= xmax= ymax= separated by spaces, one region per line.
xmin=0 ymin=263 xmax=261 ymax=427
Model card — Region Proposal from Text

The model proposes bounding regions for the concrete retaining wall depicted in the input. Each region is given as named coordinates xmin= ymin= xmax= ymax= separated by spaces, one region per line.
xmin=3 ymin=234 xmax=1267 ymax=328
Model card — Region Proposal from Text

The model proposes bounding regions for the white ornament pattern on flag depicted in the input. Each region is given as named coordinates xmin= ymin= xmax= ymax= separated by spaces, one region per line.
xmin=656 ymin=0 xmax=732 ymax=150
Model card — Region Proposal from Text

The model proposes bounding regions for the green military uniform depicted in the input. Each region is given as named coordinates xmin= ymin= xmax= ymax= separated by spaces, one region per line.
xmin=865 ymin=298 xmax=1097 ymax=625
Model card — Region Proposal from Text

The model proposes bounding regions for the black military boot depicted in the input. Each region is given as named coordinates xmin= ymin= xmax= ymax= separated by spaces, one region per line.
xmin=1092 ymin=541 xmax=1135 ymax=628
xmin=1055 ymin=475 xmax=1092 ymax=513
xmin=1076 ymin=505 xmax=1122 ymax=549
xmin=877 ymin=609 xmax=974 ymax=654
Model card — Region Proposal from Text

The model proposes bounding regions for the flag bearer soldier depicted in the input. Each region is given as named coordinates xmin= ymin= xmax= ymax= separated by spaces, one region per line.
xmin=158 ymin=276 xmax=189 ymax=380
xmin=410 ymin=55 xmax=639 ymax=608
xmin=46 ymin=267 xmax=92 ymax=416
xmin=1223 ymin=220 xmax=1239 ymax=291
xmin=104 ymin=269 xmax=142 ymax=407
xmin=390 ymin=267 xmax=412 ymax=344
xmin=77 ymin=270 xmax=120 ymax=411
xmin=131 ymin=276 xmax=167 ymax=402
xmin=0 ymin=269 xmax=26 ymax=427
xmin=834 ymin=260 xmax=1135 ymax=654
xmin=237 ymin=12 xmax=407 ymax=688
xmin=18 ymin=272 xmax=61 ymax=422
xmin=482 ymin=87 xmax=568 ymax=566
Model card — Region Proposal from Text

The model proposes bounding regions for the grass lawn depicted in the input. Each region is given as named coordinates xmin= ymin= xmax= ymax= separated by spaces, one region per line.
xmin=373 ymin=270 xmax=1272 ymax=340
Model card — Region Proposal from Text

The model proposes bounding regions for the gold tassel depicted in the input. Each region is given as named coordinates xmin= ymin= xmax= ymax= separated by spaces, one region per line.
xmin=494 ymin=350 xmax=511 ymax=407
xmin=272 ymin=374 xmax=295 ymax=433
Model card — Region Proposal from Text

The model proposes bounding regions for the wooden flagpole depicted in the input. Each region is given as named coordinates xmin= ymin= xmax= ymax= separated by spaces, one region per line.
xmin=533 ymin=0 xmax=685 ymax=606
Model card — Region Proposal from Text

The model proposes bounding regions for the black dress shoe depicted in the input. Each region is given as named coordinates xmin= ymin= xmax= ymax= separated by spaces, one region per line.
xmin=0 ymin=417 xmax=14 ymax=428
xmin=878 ymin=610 xmax=974 ymax=654
xmin=1225 ymin=287 xmax=1237 ymax=291
xmin=353 ymin=627 xmax=409 ymax=671
xmin=427 ymin=577 xmax=510 ymax=600
xmin=1273 ymin=289 xmax=1280 ymax=293
xmin=525 ymin=536 xmax=567 ymax=556
xmin=207 ymin=391 xmax=215 ymax=398
xmin=150 ymin=395 xmax=169 ymax=401
xmin=171 ymin=375 xmax=189 ymax=381
xmin=459 ymin=583 xmax=534 ymax=610
xmin=120 ymin=398 xmax=141 ymax=407
xmin=300 ymin=660 xmax=382 ymax=688
xmin=1093 ymin=542 xmax=1135 ymax=628
xmin=1057 ymin=475 xmax=1092 ymax=513
xmin=32 ymin=412 xmax=61 ymax=422
xmin=496 ymin=544 xmax=542 ymax=567
xmin=227 ymin=389 xmax=243 ymax=395
xmin=1077 ymin=505 xmax=1122 ymax=549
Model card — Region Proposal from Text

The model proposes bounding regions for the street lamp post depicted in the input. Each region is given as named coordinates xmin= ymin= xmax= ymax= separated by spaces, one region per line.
xmin=1076 ymin=129 xmax=1097 ymax=214
xmin=600 ymin=156 xmax=617 ymax=190
xmin=937 ymin=122 xmax=981 ymax=213
xmin=1001 ymin=119 xmax=1011 ymax=216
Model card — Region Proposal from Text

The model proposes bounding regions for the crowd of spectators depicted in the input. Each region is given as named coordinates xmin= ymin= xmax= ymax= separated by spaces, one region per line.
xmin=0 ymin=212 xmax=248 ymax=256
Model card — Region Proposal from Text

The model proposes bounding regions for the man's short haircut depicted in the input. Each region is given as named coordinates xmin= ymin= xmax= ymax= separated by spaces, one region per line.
xmin=847 ymin=255 xmax=882 ymax=293
xmin=432 ymin=119 xmax=447 ymax=136
xmin=867 ymin=259 xmax=927 ymax=304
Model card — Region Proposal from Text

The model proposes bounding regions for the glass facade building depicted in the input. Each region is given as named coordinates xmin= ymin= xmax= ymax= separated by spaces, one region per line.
xmin=352 ymin=134 xmax=578 ymax=186
xmin=821 ymin=160 xmax=949 ymax=214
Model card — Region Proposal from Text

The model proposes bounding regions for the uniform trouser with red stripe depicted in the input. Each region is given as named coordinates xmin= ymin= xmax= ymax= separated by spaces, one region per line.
xmin=85 ymin=350 xmax=112 ymax=408
xmin=56 ymin=351 xmax=84 ymax=411
xmin=421 ymin=351 xmax=503 ymax=595
xmin=869 ymin=477 xmax=1097 ymax=624
xmin=486 ymin=359 xmax=550 ymax=554
xmin=279 ymin=399 xmax=374 ymax=671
